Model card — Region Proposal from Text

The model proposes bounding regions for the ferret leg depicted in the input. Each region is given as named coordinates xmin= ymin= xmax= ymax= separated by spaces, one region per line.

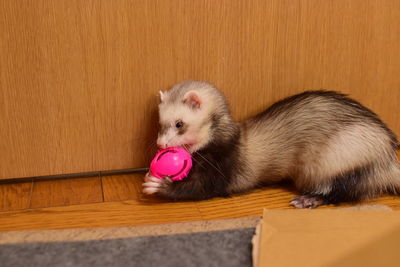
xmin=292 ymin=165 xmax=374 ymax=209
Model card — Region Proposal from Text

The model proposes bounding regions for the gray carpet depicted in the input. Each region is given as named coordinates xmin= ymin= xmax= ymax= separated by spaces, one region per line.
xmin=0 ymin=228 xmax=254 ymax=267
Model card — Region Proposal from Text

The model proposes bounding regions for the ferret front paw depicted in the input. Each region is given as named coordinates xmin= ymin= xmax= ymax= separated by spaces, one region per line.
xmin=142 ymin=172 xmax=163 ymax=194
xmin=142 ymin=172 xmax=172 ymax=195
xmin=291 ymin=195 xmax=325 ymax=209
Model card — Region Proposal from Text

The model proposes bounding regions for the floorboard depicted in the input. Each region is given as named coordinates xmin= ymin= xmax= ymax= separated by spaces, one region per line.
xmin=1 ymin=183 xmax=400 ymax=231
xmin=0 ymin=199 xmax=202 ymax=231
xmin=30 ymin=177 xmax=103 ymax=208
xmin=101 ymin=174 xmax=143 ymax=201
xmin=0 ymin=181 xmax=33 ymax=212
xmin=1 ymin=167 xmax=400 ymax=231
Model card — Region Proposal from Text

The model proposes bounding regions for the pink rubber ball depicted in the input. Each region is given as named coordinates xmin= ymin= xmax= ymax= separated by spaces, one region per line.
xmin=150 ymin=147 xmax=192 ymax=181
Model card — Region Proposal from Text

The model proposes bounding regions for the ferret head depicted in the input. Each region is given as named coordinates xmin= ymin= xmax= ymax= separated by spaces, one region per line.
xmin=157 ymin=81 xmax=235 ymax=153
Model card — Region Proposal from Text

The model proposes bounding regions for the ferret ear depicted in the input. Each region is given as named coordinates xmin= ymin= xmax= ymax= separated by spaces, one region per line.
xmin=183 ymin=91 xmax=202 ymax=109
xmin=159 ymin=91 xmax=165 ymax=102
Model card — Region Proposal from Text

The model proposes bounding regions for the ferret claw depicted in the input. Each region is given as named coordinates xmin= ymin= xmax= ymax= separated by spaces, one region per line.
xmin=142 ymin=173 xmax=163 ymax=194
xmin=291 ymin=195 xmax=325 ymax=209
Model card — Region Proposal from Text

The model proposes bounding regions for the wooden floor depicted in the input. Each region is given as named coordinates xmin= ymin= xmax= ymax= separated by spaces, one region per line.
xmin=1 ymin=173 xmax=400 ymax=232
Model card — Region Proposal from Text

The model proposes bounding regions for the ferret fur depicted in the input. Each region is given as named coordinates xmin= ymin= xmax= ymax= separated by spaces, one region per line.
xmin=148 ymin=80 xmax=400 ymax=208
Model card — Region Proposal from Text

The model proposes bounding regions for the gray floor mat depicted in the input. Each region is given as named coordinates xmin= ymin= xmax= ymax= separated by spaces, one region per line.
xmin=0 ymin=228 xmax=254 ymax=267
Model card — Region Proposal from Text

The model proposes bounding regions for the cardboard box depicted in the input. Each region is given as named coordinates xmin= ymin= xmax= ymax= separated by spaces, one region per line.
xmin=253 ymin=209 xmax=400 ymax=267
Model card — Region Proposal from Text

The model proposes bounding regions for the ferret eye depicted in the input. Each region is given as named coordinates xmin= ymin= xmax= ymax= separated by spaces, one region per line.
xmin=175 ymin=121 xmax=184 ymax=128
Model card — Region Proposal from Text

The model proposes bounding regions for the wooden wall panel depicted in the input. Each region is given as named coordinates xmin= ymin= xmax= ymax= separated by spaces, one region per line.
xmin=1 ymin=0 xmax=399 ymax=179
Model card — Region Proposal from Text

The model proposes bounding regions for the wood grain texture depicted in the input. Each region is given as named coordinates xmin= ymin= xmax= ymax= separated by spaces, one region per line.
xmin=1 ymin=0 xmax=399 ymax=179
xmin=102 ymin=174 xmax=143 ymax=202
xmin=101 ymin=173 xmax=167 ymax=204
xmin=1 ymin=184 xmax=400 ymax=231
xmin=30 ymin=177 xmax=103 ymax=208
xmin=0 ymin=181 xmax=33 ymax=212
xmin=0 ymin=217 xmax=260 ymax=244
xmin=0 ymin=200 xmax=202 ymax=231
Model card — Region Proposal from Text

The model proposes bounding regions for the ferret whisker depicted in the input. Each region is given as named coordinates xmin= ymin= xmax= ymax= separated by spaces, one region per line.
xmin=180 ymin=144 xmax=205 ymax=169
xmin=192 ymin=150 xmax=227 ymax=179
xmin=182 ymin=144 xmax=205 ymax=169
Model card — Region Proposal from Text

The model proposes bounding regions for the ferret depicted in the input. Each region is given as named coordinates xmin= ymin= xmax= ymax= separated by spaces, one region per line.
xmin=142 ymin=80 xmax=400 ymax=208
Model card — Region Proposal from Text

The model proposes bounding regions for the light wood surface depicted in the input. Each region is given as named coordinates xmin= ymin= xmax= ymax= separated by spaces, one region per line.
xmin=30 ymin=177 xmax=103 ymax=208
xmin=102 ymin=174 xmax=143 ymax=202
xmin=0 ymin=174 xmax=400 ymax=231
xmin=1 ymin=0 xmax=399 ymax=179
xmin=0 ymin=217 xmax=261 ymax=244
xmin=0 ymin=181 xmax=32 ymax=212
xmin=0 ymin=199 xmax=203 ymax=231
